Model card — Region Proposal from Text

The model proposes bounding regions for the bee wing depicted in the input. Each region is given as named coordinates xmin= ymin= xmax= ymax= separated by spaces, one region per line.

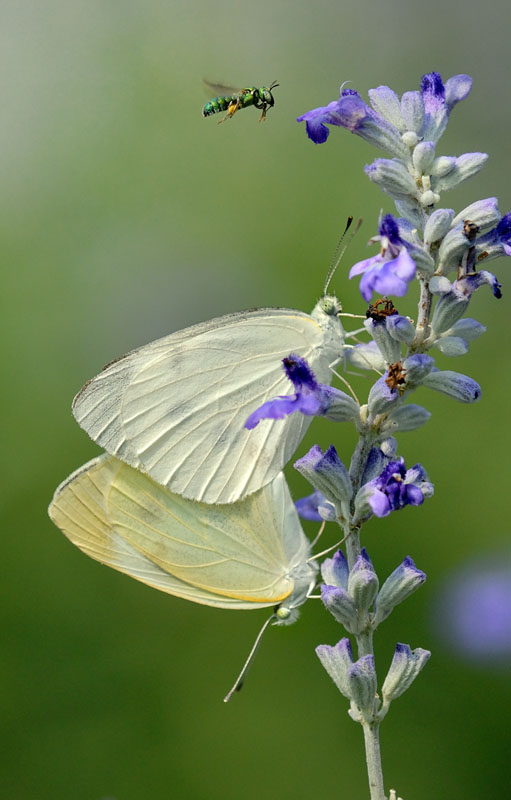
xmin=202 ymin=79 xmax=243 ymax=96
xmin=49 ymin=455 xmax=311 ymax=609
xmin=73 ymin=308 xmax=332 ymax=505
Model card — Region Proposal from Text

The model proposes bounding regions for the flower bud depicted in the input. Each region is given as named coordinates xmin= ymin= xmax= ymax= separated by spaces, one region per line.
xmin=347 ymin=655 xmax=378 ymax=717
xmin=365 ymin=158 xmax=418 ymax=196
xmin=430 ymin=156 xmax=456 ymax=178
xmin=348 ymin=549 xmax=379 ymax=614
xmin=424 ymin=208 xmax=455 ymax=245
xmin=402 ymin=353 xmax=435 ymax=384
xmin=412 ymin=141 xmax=435 ymax=173
xmin=434 ymin=336 xmax=468 ymax=357
xmin=294 ymin=445 xmax=353 ymax=511
xmin=452 ymin=197 xmax=500 ymax=230
xmin=433 ymin=152 xmax=488 ymax=192
xmin=386 ymin=314 xmax=416 ymax=345
xmin=437 ymin=226 xmax=471 ymax=272
xmin=321 ymin=585 xmax=358 ymax=631
xmin=446 ymin=318 xmax=486 ymax=341
xmin=321 ymin=549 xmax=349 ymax=589
xmin=381 ymin=643 xmax=431 ymax=704
xmin=431 ymin=289 xmax=470 ymax=335
xmin=382 ymin=403 xmax=431 ymax=433
xmin=374 ymin=556 xmax=426 ymax=624
xmin=429 ymin=275 xmax=453 ymax=295
xmin=368 ymin=376 xmax=399 ymax=416
xmin=422 ymin=369 xmax=481 ymax=403
xmin=323 ymin=391 xmax=360 ymax=423
xmin=364 ymin=318 xmax=402 ymax=364
xmin=346 ymin=341 xmax=386 ymax=372
xmin=316 ymin=638 xmax=354 ymax=699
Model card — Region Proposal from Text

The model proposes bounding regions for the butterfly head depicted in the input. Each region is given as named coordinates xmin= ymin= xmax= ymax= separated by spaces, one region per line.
xmin=319 ymin=294 xmax=343 ymax=317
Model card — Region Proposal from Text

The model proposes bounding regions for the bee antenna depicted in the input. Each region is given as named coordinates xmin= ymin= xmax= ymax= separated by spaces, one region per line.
xmin=323 ymin=216 xmax=363 ymax=296
xmin=269 ymin=80 xmax=279 ymax=90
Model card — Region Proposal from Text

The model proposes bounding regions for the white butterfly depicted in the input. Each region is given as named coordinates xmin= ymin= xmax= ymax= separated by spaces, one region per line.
xmin=73 ymin=296 xmax=348 ymax=504
xmin=48 ymin=454 xmax=318 ymax=616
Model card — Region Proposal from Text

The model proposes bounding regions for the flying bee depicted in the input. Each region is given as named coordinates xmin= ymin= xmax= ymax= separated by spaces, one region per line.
xmin=202 ymin=80 xmax=279 ymax=123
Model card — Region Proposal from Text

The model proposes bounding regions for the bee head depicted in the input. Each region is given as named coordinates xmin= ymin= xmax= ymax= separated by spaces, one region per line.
xmin=261 ymin=81 xmax=279 ymax=106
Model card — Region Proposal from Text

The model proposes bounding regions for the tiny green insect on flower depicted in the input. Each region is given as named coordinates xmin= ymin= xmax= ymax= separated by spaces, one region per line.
xmin=202 ymin=80 xmax=279 ymax=123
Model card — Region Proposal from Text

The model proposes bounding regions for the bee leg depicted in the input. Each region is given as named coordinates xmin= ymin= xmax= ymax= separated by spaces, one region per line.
xmin=218 ymin=100 xmax=241 ymax=124
xmin=258 ymin=103 xmax=268 ymax=123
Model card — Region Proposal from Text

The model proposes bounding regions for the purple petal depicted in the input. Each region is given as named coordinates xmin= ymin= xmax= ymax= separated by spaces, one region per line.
xmin=444 ymin=74 xmax=472 ymax=108
xmin=368 ymin=489 xmax=391 ymax=517
xmin=295 ymin=490 xmax=325 ymax=521
xmin=404 ymin=484 xmax=424 ymax=506
xmin=421 ymin=72 xmax=445 ymax=112
xmin=349 ymin=254 xmax=381 ymax=278
xmin=392 ymin=248 xmax=417 ymax=281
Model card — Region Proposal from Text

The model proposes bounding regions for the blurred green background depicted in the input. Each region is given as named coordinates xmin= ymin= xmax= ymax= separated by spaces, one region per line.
xmin=3 ymin=1 xmax=510 ymax=798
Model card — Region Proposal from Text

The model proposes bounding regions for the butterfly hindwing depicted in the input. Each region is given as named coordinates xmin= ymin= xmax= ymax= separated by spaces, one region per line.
xmin=49 ymin=454 xmax=313 ymax=609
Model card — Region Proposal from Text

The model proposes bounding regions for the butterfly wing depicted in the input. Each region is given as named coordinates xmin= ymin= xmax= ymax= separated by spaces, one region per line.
xmin=73 ymin=309 xmax=334 ymax=504
xmin=48 ymin=455 xmax=312 ymax=609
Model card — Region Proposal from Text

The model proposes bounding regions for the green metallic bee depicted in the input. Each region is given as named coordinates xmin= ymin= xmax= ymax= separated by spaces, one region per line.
xmin=202 ymin=80 xmax=279 ymax=123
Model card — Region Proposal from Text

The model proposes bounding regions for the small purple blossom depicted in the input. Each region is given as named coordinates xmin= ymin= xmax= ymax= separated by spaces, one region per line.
xmin=363 ymin=458 xmax=433 ymax=518
xmin=295 ymin=490 xmax=325 ymax=521
xmin=245 ymin=354 xmax=357 ymax=429
xmin=421 ymin=72 xmax=472 ymax=142
xmin=295 ymin=490 xmax=336 ymax=522
xmin=245 ymin=355 xmax=333 ymax=429
xmin=297 ymin=87 xmax=407 ymax=157
xmin=455 ymin=271 xmax=502 ymax=300
xmin=349 ymin=215 xmax=417 ymax=302
xmin=296 ymin=88 xmax=363 ymax=144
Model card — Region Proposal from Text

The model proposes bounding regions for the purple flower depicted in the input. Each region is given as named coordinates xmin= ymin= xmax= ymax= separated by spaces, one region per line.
xmin=436 ymin=553 xmax=511 ymax=664
xmin=455 ymin=271 xmax=502 ymax=300
xmin=421 ymin=72 xmax=472 ymax=142
xmin=494 ymin=212 xmax=511 ymax=255
xmin=349 ymin=215 xmax=417 ymax=302
xmin=295 ymin=490 xmax=334 ymax=522
xmin=297 ymin=73 xmax=471 ymax=153
xmin=245 ymin=355 xmax=330 ymax=428
xmin=362 ymin=458 xmax=433 ymax=518
xmin=476 ymin=211 xmax=511 ymax=269
xmin=297 ymin=88 xmax=373 ymax=144
xmin=297 ymin=87 xmax=407 ymax=157
xmin=245 ymin=354 xmax=357 ymax=429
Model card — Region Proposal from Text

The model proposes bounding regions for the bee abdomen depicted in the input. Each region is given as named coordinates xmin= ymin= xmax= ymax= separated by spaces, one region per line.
xmin=202 ymin=97 xmax=232 ymax=117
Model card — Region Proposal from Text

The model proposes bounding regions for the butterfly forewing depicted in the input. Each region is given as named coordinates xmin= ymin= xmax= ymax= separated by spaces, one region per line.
xmin=73 ymin=309 xmax=333 ymax=504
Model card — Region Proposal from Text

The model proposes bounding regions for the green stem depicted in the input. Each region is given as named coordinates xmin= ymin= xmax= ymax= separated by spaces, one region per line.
xmin=362 ymin=722 xmax=386 ymax=800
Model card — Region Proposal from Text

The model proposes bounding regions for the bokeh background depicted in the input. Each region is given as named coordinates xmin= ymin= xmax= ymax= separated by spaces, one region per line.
xmin=3 ymin=1 xmax=511 ymax=798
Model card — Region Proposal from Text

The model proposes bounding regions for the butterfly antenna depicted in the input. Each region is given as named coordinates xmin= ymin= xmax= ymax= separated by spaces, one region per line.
xmin=223 ymin=613 xmax=276 ymax=703
xmin=323 ymin=216 xmax=363 ymax=296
